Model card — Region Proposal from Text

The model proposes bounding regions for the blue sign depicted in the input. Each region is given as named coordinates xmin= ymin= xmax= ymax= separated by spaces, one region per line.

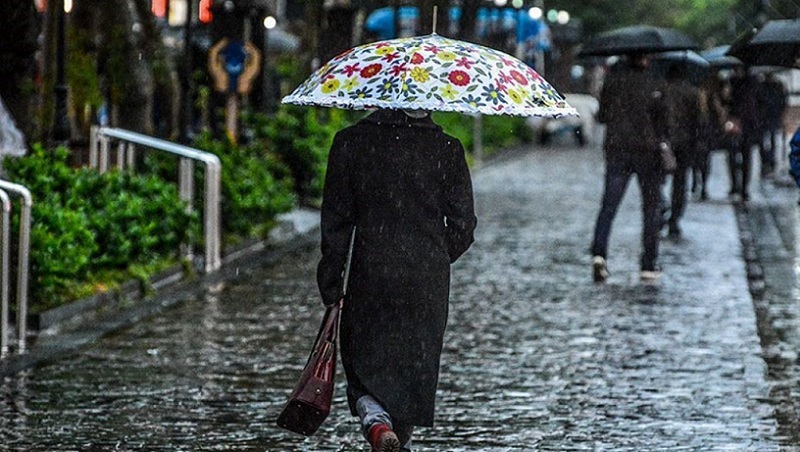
xmin=223 ymin=40 xmax=247 ymax=93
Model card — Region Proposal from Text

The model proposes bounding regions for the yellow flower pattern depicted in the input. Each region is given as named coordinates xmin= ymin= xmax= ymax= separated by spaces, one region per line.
xmin=283 ymin=34 xmax=575 ymax=117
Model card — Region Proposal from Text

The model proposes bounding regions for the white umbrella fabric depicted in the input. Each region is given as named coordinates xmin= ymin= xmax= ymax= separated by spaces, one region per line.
xmin=283 ymin=33 xmax=576 ymax=118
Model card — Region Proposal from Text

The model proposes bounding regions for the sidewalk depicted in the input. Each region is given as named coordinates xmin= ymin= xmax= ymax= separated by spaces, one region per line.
xmin=0 ymin=136 xmax=793 ymax=450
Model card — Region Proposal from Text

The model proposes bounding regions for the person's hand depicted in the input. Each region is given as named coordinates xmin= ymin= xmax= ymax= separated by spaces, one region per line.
xmin=322 ymin=295 xmax=343 ymax=308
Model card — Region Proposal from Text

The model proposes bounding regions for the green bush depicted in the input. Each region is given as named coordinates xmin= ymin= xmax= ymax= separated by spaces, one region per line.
xmin=249 ymin=106 xmax=351 ymax=204
xmin=3 ymin=145 xmax=198 ymax=310
xmin=432 ymin=111 xmax=533 ymax=158
xmin=192 ymin=132 xmax=297 ymax=239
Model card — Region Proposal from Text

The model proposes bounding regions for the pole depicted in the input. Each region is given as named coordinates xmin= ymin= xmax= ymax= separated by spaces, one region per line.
xmin=180 ymin=0 xmax=195 ymax=143
xmin=52 ymin=0 xmax=70 ymax=143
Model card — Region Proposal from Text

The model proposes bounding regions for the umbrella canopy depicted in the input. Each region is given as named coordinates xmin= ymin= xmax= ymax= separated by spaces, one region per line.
xmin=283 ymin=34 xmax=576 ymax=118
xmin=578 ymin=25 xmax=699 ymax=57
xmin=727 ymin=19 xmax=800 ymax=68
xmin=649 ymin=50 xmax=711 ymax=85
xmin=700 ymin=45 xmax=742 ymax=68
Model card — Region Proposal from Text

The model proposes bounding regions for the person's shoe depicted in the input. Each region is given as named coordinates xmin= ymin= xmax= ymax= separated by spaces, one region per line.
xmin=640 ymin=268 xmax=662 ymax=282
xmin=592 ymin=256 xmax=608 ymax=283
xmin=668 ymin=223 xmax=682 ymax=237
xmin=369 ymin=423 xmax=401 ymax=452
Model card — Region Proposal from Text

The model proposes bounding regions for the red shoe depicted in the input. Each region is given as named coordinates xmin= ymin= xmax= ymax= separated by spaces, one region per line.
xmin=368 ymin=423 xmax=400 ymax=452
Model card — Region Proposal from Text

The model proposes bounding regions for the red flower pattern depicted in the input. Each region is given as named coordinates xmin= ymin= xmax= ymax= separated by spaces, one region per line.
xmin=456 ymin=57 xmax=474 ymax=69
xmin=342 ymin=63 xmax=361 ymax=77
xmin=360 ymin=64 xmax=383 ymax=78
xmin=448 ymin=70 xmax=471 ymax=87
xmin=391 ymin=63 xmax=408 ymax=77
xmin=510 ymin=70 xmax=528 ymax=86
xmin=283 ymin=34 xmax=574 ymax=117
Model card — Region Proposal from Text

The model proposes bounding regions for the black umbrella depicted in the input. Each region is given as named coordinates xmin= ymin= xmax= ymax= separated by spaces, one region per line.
xmin=727 ymin=19 xmax=800 ymax=68
xmin=649 ymin=50 xmax=711 ymax=85
xmin=700 ymin=45 xmax=742 ymax=68
xmin=578 ymin=25 xmax=699 ymax=57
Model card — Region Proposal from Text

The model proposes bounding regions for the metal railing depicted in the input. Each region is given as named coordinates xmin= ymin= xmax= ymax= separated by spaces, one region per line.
xmin=0 ymin=181 xmax=32 ymax=357
xmin=90 ymin=127 xmax=222 ymax=273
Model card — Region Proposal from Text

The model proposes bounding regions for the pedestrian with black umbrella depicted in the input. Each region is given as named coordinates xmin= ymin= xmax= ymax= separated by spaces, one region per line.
xmin=579 ymin=25 xmax=696 ymax=282
xmin=589 ymin=53 xmax=672 ymax=282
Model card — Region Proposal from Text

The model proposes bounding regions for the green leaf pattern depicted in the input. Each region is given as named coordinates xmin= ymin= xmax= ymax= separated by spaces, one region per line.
xmin=284 ymin=34 xmax=576 ymax=118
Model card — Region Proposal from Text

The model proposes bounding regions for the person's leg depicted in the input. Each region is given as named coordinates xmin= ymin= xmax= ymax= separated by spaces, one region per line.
xmin=699 ymin=150 xmax=710 ymax=200
xmin=591 ymin=161 xmax=631 ymax=259
xmin=669 ymin=161 xmax=689 ymax=235
xmin=740 ymin=140 xmax=753 ymax=200
xmin=727 ymin=146 xmax=740 ymax=195
xmin=356 ymin=395 xmax=401 ymax=452
xmin=637 ymin=165 xmax=664 ymax=272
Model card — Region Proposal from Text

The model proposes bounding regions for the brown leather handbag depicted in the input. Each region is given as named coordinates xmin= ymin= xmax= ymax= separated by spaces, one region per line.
xmin=275 ymin=300 xmax=341 ymax=435
xmin=276 ymin=228 xmax=355 ymax=436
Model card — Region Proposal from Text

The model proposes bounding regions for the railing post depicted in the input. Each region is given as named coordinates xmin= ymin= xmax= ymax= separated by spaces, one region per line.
xmin=95 ymin=127 xmax=222 ymax=273
xmin=89 ymin=126 xmax=99 ymax=168
xmin=126 ymin=143 xmax=136 ymax=170
xmin=0 ymin=181 xmax=33 ymax=353
xmin=179 ymin=158 xmax=195 ymax=262
xmin=99 ymin=134 xmax=110 ymax=173
xmin=0 ymin=189 xmax=10 ymax=357
xmin=116 ymin=141 xmax=126 ymax=170
xmin=204 ymin=162 xmax=221 ymax=272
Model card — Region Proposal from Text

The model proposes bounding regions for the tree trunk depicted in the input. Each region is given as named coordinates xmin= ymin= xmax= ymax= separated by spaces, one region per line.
xmin=305 ymin=0 xmax=325 ymax=70
xmin=458 ymin=0 xmax=480 ymax=42
xmin=0 ymin=0 xmax=40 ymax=142
xmin=132 ymin=0 xmax=179 ymax=139
xmin=72 ymin=0 xmax=155 ymax=138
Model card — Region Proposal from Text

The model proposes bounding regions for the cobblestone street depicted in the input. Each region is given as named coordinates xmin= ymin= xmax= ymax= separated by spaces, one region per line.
xmin=1 ymin=136 xmax=799 ymax=451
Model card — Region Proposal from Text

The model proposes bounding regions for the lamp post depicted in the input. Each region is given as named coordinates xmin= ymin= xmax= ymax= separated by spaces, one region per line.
xmin=52 ymin=0 xmax=71 ymax=143
xmin=179 ymin=0 xmax=194 ymax=144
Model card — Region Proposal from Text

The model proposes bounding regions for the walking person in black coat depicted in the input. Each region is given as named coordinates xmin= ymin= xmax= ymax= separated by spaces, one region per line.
xmin=726 ymin=67 xmax=760 ymax=202
xmin=591 ymin=53 xmax=671 ymax=283
xmin=317 ymin=108 xmax=477 ymax=452
xmin=664 ymin=64 xmax=702 ymax=236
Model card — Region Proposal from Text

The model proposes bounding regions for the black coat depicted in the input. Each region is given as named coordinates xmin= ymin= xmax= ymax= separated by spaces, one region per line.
xmin=598 ymin=64 xmax=670 ymax=164
xmin=317 ymin=109 xmax=476 ymax=426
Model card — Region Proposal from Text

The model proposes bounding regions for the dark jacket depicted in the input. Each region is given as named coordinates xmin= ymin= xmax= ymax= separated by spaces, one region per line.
xmin=598 ymin=64 xmax=670 ymax=164
xmin=666 ymin=79 xmax=702 ymax=163
xmin=729 ymin=73 xmax=761 ymax=143
xmin=317 ymin=109 xmax=477 ymax=426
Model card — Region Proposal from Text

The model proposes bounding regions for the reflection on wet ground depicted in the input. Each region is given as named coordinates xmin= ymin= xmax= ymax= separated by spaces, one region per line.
xmin=0 ymin=144 xmax=799 ymax=450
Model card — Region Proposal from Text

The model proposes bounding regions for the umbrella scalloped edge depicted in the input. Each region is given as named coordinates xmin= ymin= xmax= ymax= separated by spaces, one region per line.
xmin=282 ymin=96 xmax=579 ymax=119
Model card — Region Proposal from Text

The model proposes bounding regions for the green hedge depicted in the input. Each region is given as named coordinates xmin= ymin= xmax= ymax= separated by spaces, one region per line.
xmin=192 ymin=132 xmax=297 ymax=239
xmin=3 ymin=145 xmax=198 ymax=311
xmin=248 ymin=105 xmax=353 ymax=205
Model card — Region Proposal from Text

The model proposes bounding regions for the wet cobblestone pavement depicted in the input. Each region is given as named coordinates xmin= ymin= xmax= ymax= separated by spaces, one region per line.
xmin=2 ymin=139 xmax=800 ymax=451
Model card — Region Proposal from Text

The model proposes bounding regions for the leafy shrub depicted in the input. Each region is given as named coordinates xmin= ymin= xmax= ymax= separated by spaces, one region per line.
xmin=3 ymin=145 xmax=198 ymax=310
xmin=432 ymin=112 xmax=534 ymax=158
xmin=192 ymin=132 xmax=297 ymax=239
xmin=249 ymin=106 xmax=351 ymax=204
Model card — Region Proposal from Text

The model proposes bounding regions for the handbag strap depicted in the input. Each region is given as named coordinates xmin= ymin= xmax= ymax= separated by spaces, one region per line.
xmin=342 ymin=227 xmax=356 ymax=297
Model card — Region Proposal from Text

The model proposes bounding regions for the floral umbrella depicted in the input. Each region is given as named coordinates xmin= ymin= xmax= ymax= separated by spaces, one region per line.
xmin=282 ymin=33 xmax=576 ymax=118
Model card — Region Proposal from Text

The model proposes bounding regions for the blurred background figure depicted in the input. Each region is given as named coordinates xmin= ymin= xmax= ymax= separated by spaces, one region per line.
xmin=664 ymin=64 xmax=702 ymax=237
xmin=725 ymin=66 xmax=760 ymax=202
xmin=756 ymin=72 xmax=787 ymax=178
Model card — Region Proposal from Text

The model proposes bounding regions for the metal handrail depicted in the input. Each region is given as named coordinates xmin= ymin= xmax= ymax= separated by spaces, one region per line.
xmin=90 ymin=126 xmax=222 ymax=273
xmin=0 ymin=181 xmax=32 ymax=354
xmin=0 ymin=188 xmax=9 ymax=357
